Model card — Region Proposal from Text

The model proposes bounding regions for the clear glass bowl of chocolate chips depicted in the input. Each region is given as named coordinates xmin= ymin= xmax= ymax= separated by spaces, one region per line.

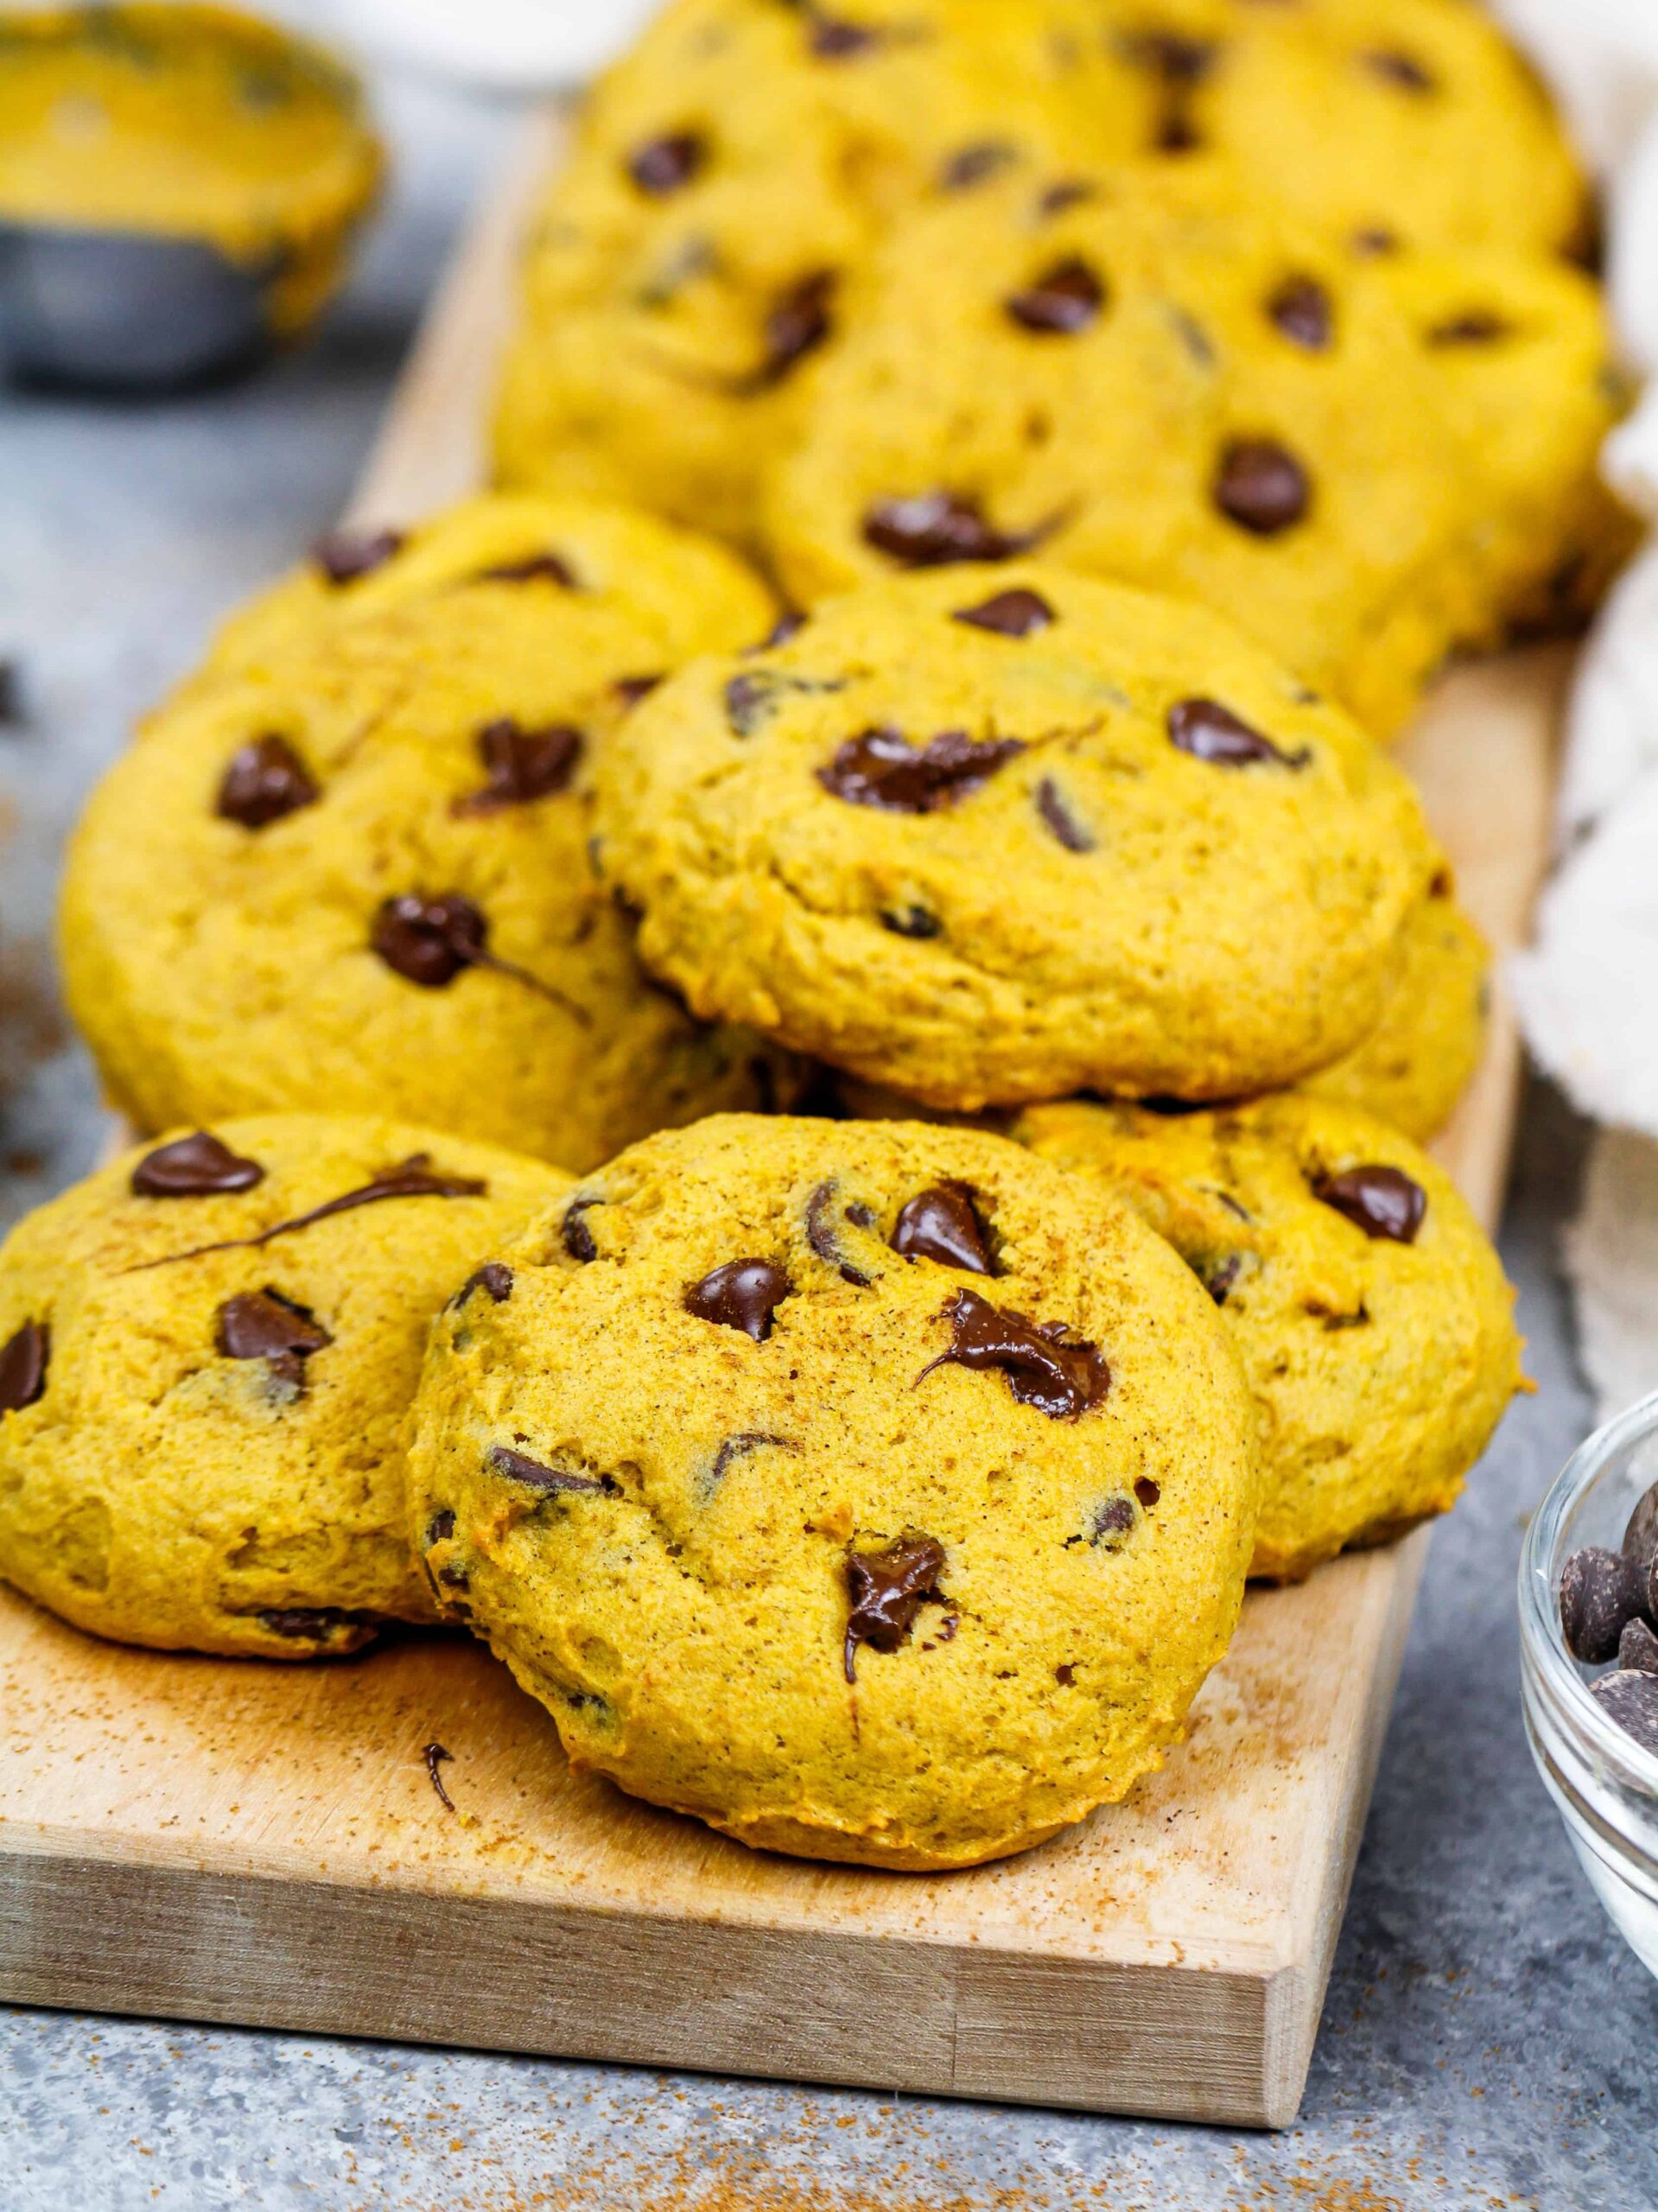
xmin=1521 ymin=1389 xmax=1658 ymax=1977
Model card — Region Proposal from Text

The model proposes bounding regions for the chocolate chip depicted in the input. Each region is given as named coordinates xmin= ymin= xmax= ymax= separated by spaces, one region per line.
xmin=1167 ymin=697 xmax=1311 ymax=768
xmin=941 ymin=140 xmax=1015 ymax=190
xmin=454 ymin=1262 xmax=513 ymax=1307
xmin=880 ymin=905 xmax=943 ymax=939
xmin=562 ymin=1197 xmax=602 ymax=1262
xmin=706 ymin=1431 xmax=797 ymax=1501
xmin=372 ymin=893 xmax=486 ymax=988
xmin=817 ymin=726 xmax=1026 ymax=814
xmin=487 ymin=1445 xmax=617 ymax=1496
xmin=684 ymin=1259 xmax=794 ymax=1342
xmin=1134 ymin=1477 xmax=1160 ymax=1510
xmin=215 ymin=734 xmax=319 ymax=830
xmin=806 ymin=1181 xmax=873 ymax=1286
xmin=1086 ymin=1497 xmax=1136 ymax=1548
xmin=1267 ymin=275 xmax=1333 ymax=351
xmin=1624 ymin=1480 xmax=1658 ymax=1574
xmin=1117 ymin=29 xmax=1217 ymax=81
xmin=917 ymin=1287 xmax=1109 ymax=1421
xmin=1590 ymin=1668 xmax=1658 ymax=1758
xmin=810 ymin=13 xmax=878 ymax=58
xmin=758 ymin=610 xmax=806 ymax=651
xmin=1202 ymin=1253 xmax=1243 ymax=1304
xmin=1350 ymin=226 xmax=1399 ymax=258
xmin=1034 ymin=777 xmax=1096 ymax=852
xmin=427 ymin=1510 xmax=455 ymax=1546
xmin=1006 ymin=256 xmax=1106 ymax=335
xmin=1621 ymin=1618 xmax=1658 ymax=1675
xmin=1039 ymin=178 xmax=1097 ymax=217
xmin=953 ymin=588 xmax=1054 ymax=639
xmin=1314 ymin=1165 xmax=1427 ymax=1244
xmin=126 ymin=1154 xmax=487 ymax=1273
xmin=0 ymin=1320 xmax=48 ymax=1416
xmin=893 ymin=1185 xmax=994 ymax=1274
xmin=863 ymin=492 xmax=1055 ymax=568
xmin=615 ymin=673 xmax=664 ymax=708
xmin=628 ymin=130 xmax=707 ymax=195
xmin=216 ymin=1288 xmax=331 ymax=1365
xmin=843 ymin=1532 xmax=948 ymax=1682
xmin=257 ymin=1607 xmax=377 ymax=1649
xmin=423 ymin=1741 xmax=456 ymax=1811
xmin=453 ymin=721 xmax=581 ymax=816
xmin=1154 ymin=107 xmax=1204 ymax=154
xmin=131 ymin=1131 xmax=265 ymax=1198
xmin=1560 ymin=1544 xmax=1647 ymax=1662
xmin=1213 ymin=439 xmax=1311 ymax=535
xmin=1363 ymin=48 xmax=1436 ymax=94
xmin=476 ymin=551 xmax=575 ymax=587
xmin=312 ymin=527 xmax=403 ymax=586
xmin=1426 ymin=311 xmax=1511 ymax=348
xmin=757 ymin=270 xmax=837 ymax=385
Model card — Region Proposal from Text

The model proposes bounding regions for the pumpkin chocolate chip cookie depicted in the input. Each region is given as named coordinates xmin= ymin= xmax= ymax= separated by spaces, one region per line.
xmin=406 ymin=1114 xmax=1261 ymax=1868
xmin=1014 ymin=1092 xmax=1524 ymax=1581
xmin=594 ymin=565 xmax=1441 ymax=1111
xmin=60 ymin=500 xmax=794 ymax=1173
xmin=0 ymin=1115 xmax=568 ymax=1657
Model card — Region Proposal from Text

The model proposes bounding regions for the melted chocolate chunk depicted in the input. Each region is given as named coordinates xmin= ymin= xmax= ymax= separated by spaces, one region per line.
xmin=454 ymin=1262 xmax=513 ymax=1308
xmin=1267 ymin=275 xmax=1333 ymax=351
xmin=487 ymin=1445 xmax=618 ymax=1496
xmin=1213 ymin=439 xmax=1311 ymax=535
xmin=1167 ymin=697 xmax=1311 ymax=768
xmin=807 ymin=1181 xmax=873 ymax=1287
xmin=759 ymin=269 xmax=837 ymax=383
xmin=0 ymin=1320 xmax=48 ymax=1415
xmin=817 ymin=726 xmax=1026 ymax=813
xmin=1034 ymin=777 xmax=1096 ymax=851
xmin=1006 ymin=256 xmax=1107 ymax=335
xmin=131 ymin=1131 xmax=265 ymax=1198
xmin=372 ymin=893 xmax=586 ymax=1018
xmin=880 ymin=905 xmax=943 ymax=940
xmin=953 ymin=587 xmax=1055 ymax=639
xmin=1363 ymin=48 xmax=1436 ymax=94
xmin=863 ymin=492 xmax=1056 ymax=568
xmin=216 ymin=734 xmax=319 ymax=830
xmin=1314 ymin=1165 xmax=1427 ymax=1244
xmin=216 ymin=1289 xmax=331 ymax=1365
xmin=1426 ymin=310 xmax=1510 ymax=347
xmin=615 ymin=673 xmax=665 ymax=708
xmin=127 ymin=1154 xmax=487 ymax=1272
xmin=893 ymin=1185 xmax=993 ymax=1274
xmin=917 ymin=1287 xmax=1109 ymax=1421
xmin=312 ymin=527 xmax=403 ymax=586
xmin=453 ymin=721 xmax=582 ymax=816
xmin=423 ymin=1741 xmax=456 ymax=1811
xmin=843 ymin=1533 xmax=948 ymax=1682
xmin=476 ymin=550 xmax=575 ymax=587
xmin=684 ymin=1258 xmax=794 ymax=1341
xmin=628 ymin=130 xmax=707 ymax=195
xmin=941 ymin=139 xmax=1015 ymax=190
xmin=257 ymin=1606 xmax=376 ymax=1647
xmin=562 ymin=1197 xmax=602 ymax=1262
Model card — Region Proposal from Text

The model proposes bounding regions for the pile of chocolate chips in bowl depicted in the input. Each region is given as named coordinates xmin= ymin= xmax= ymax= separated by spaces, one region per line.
xmin=1560 ymin=1483 xmax=1658 ymax=1751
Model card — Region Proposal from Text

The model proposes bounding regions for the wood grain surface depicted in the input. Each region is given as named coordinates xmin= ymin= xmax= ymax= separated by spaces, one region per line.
xmin=0 ymin=111 xmax=1567 ymax=2130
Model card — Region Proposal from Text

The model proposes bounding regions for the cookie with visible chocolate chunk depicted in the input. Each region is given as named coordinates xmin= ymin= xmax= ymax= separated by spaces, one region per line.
xmin=0 ymin=1115 xmax=567 ymax=1657
xmin=594 ymin=564 xmax=1440 ymax=1111
xmin=762 ymin=170 xmax=1621 ymax=733
xmin=60 ymin=499 xmax=794 ymax=1173
xmin=407 ymin=1114 xmax=1261 ymax=1869
xmin=1013 ymin=1093 xmax=1524 ymax=1581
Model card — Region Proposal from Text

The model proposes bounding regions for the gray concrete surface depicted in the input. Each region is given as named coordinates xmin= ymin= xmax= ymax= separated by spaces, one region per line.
xmin=0 ymin=80 xmax=1653 ymax=2212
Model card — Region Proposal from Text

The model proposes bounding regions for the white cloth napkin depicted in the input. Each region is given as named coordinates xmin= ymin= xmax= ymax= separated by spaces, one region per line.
xmin=1496 ymin=2 xmax=1658 ymax=1417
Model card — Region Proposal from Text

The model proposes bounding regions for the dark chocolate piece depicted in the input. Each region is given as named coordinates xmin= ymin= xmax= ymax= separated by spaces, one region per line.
xmin=706 ymin=1432 xmax=797 ymax=1500
xmin=215 ymin=1289 xmax=331 ymax=1364
xmin=1135 ymin=1477 xmax=1161 ymax=1510
xmin=683 ymin=1258 xmax=794 ymax=1342
xmin=423 ymin=1741 xmax=456 ymax=1811
xmin=952 ymin=588 xmax=1054 ymax=639
xmin=916 ymin=1287 xmax=1109 ymax=1421
xmin=562 ymin=1197 xmax=602 ymax=1262
xmin=131 ymin=1131 xmax=265 ymax=1198
xmin=1623 ymin=1479 xmax=1658 ymax=1573
xmin=1086 ymin=1497 xmax=1136 ymax=1548
xmin=893 ymin=1185 xmax=994 ymax=1274
xmin=372 ymin=893 xmax=588 ymax=1020
xmin=1590 ymin=1669 xmax=1658 ymax=1758
xmin=817 ymin=725 xmax=1026 ymax=813
xmin=216 ymin=734 xmax=319 ymax=830
xmin=487 ymin=1445 xmax=618 ymax=1496
xmin=759 ymin=270 xmax=837 ymax=383
xmin=1034 ymin=777 xmax=1096 ymax=851
xmin=863 ymin=491 xmax=1057 ymax=568
xmin=628 ymin=130 xmax=707 ymax=195
xmin=257 ymin=1607 xmax=376 ymax=1649
xmin=126 ymin=1154 xmax=486 ymax=1273
xmin=313 ymin=528 xmax=403 ymax=586
xmin=1167 ymin=697 xmax=1311 ymax=768
xmin=1620 ymin=1618 xmax=1658 ymax=1675
xmin=1267 ymin=275 xmax=1333 ymax=351
xmin=0 ymin=1320 xmax=48 ymax=1415
xmin=843 ymin=1533 xmax=948 ymax=1682
xmin=941 ymin=140 xmax=1015 ymax=191
xmin=454 ymin=1262 xmax=513 ymax=1308
xmin=810 ymin=13 xmax=879 ymax=59
xmin=1213 ymin=439 xmax=1311 ymax=535
xmin=880 ymin=906 xmax=943 ymax=940
xmin=1039 ymin=179 xmax=1098 ymax=217
xmin=1116 ymin=29 xmax=1216 ymax=81
xmin=615 ymin=673 xmax=665 ymax=708
xmin=806 ymin=1181 xmax=873 ymax=1287
xmin=453 ymin=721 xmax=581 ymax=815
xmin=1006 ymin=256 xmax=1106 ymax=335
xmin=1314 ymin=1165 xmax=1427 ymax=1244
xmin=1560 ymin=1545 xmax=1649 ymax=1664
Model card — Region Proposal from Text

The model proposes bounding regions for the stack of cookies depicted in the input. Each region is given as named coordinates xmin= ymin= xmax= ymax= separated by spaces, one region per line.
xmin=1 ymin=0 xmax=1605 ymax=1871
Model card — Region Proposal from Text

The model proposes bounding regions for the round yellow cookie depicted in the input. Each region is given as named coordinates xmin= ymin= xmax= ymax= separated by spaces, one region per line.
xmin=594 ymin=564 xmax=1440 ymax=1110
xmin=406 ymin=1114 xmax=1262 ymax=1869
xmin=61 ymin=508 xmax=794 ymax=1174
xmin=0 ymin=1115 xmax=568 ymax=1657
xmin=1014 ymin=1092 xmax=1524 ymax=1581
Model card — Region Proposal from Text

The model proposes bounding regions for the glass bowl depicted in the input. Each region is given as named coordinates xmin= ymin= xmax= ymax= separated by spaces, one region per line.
xmin=1520 ymin=1387 xmax=1658 ymax=1976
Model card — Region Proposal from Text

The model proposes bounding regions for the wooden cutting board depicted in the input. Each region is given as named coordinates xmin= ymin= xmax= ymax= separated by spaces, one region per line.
xmin=0 ymin=113 xmax=1568 ymax=2129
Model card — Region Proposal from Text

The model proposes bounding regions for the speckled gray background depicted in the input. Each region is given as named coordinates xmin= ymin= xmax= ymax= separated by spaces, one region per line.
xmin=0 ymin=82 xmax=1654 ymax=2212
